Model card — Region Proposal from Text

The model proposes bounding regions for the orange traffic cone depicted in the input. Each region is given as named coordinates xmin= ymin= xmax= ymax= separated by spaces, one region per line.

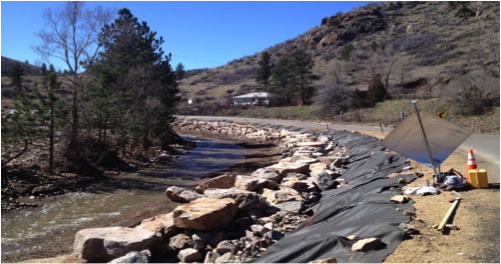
xmin=466 ymin=149 xmax=478 ymax=182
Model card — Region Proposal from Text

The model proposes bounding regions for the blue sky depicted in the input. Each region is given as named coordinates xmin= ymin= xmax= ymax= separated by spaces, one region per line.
xmin=1 ymin=1 xmax=375 ymax=71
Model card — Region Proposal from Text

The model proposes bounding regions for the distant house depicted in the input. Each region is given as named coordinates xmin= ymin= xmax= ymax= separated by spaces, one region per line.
xmin=232 ymin=92 xmax=278 ymax=106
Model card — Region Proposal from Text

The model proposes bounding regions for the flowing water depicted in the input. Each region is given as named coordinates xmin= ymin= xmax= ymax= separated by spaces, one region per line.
xmin=1 ymin=135 xmax=246 ymax=261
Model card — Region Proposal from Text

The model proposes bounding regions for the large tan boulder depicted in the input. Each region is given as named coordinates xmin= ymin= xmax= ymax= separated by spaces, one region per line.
xmin=234 ymin=175 xmax=278 ymax=192
xmin=178 ymin=248 xmax=203 ymax=262
xmin=204 ymin=187 xmax=269 ymax=210
xmin=261 ymin=187 xmax=303 ymax=206
xmin=172 ymin=198 xmax=238 ymax=230
xmin=351 ymin=237 xmax=384 ymax=252
xmin=309 ymin=162 xmax=328 ymax=173
xmin=195 ymin=174 xmax=236 ymax=194
xmin=73 ymin=227 xmax=161 ymax=262
xmin=165 ymin=186 xmax=203 ymax=203
xmin=135 ymin=212 xmax=180 ymax=241
xmin=266 ymin=163 xmax=310 ymax=177
xmin=251 ymin=168 xmax=282 ymax=183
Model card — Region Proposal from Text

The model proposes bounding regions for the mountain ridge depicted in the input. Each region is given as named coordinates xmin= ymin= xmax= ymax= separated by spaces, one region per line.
xmin=178 ymin=1 xmax=499 ymax=105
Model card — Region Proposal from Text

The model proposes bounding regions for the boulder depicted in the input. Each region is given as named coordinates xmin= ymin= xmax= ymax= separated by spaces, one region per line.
xmin=136 ymin=212 xmax=180 ymax=241
xmin=215 ymin=240 xmax=238 ymax=255
xmin=351 ymin=237 xmax=384 ymax=252
xmin=251 ymin=224 xmax=271 ymax=237
xmin=32 ymin=184 xmax=60 ymax=195
xmin=189 ymin=233 xmax=207 ymax=250
xmin=165 ymin=186 xmax=203 ymax=203
xmin=390 ymin=195 xmax=409 ymax=204
xmin=234 ymin=175 xmax=278 ymax=192
xmin=309 ymin=257 xmax=338 ymax=263
xmin=195 ymin=174 xmax=236 ymax=194
xmin=284 ymin=172 xmax=309 ymax=180
xmin=204 ymin=251 xmax=221 ymax=263
xmin=312 ymin=172 xmax=340 ymax=191
xmin=73 ymin=227 xmax=161 ymax=262
xmin=172 ymin=198 xmax=238 ymax=230
xmin=398 ymin=223 xmax=419 ymax=234
xmin=309 ymin=162 xmax=328 ymax=173
xmin=168 ymin=233 xmax=191 ymax=250
xmin=108 ymin=250 xmax=151 ymax=264
xmin=204 ymin=188 xmax=269 ymax=210
xmin=261 ymin=187 xmax=303 ymax=206
xmin=280 ymin=178 xmax=316 ymax=192
xmin=273 ymin=200 xmax=304 ymax=214
xmin=215 ymin=252 xmax=235 ymax=263
xmin=251 ymin=168 xmax=282 ymax=183
xmin=267 ymin=163 xmax=310 ymax=177
xmin=177 ymin=248 xmax=203 ymax=263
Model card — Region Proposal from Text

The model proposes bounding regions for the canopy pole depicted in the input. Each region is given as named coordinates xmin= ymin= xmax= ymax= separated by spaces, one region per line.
xmin=412 ymin=101 xmax=440 ymax=176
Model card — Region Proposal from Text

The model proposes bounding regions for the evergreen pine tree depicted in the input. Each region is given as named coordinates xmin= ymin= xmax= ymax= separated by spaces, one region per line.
xmin=288 ymin=49 xmax=318 ymax=105
xmin=254 ymin=51 xmax=272 ymax=89
xmin=94 ymin=8 xmax=179 ymax=153
xmin=2 ymin=72 xmax=69 ymax=172
xmin=31 ymin=72 xmax=70 ymax=172
xmin=9 ymin=62 xmax=24 ymax=93
xmin=175 ymin=63 xmax=185 ymax=80
xmin=40 ymin=63 xmax=48 ymax=76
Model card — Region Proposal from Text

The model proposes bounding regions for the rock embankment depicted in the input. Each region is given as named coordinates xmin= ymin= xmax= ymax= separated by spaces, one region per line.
xmin=70 ymin=119 xmax=404 ymax=263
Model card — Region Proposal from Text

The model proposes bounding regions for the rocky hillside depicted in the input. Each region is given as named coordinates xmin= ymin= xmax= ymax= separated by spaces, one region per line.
xmin=178 ymin=1 xmax=499 ymax=105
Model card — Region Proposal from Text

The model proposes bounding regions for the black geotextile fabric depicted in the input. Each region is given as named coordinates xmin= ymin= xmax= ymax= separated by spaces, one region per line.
xmin=251 ymin=129 xmax=419 ymax=263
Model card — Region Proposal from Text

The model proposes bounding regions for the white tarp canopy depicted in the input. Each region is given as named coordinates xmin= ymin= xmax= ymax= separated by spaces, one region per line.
xmin=381 ymin=111 xmax=473 ymax=167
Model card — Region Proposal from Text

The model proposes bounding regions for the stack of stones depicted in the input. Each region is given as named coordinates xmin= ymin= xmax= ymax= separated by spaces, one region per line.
xmin=72 ymin=120 xmax=360 ymax=263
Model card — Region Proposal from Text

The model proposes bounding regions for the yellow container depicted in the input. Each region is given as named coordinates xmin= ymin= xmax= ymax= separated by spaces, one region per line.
xmin=468 ymin=169 xmax=489 ymax=189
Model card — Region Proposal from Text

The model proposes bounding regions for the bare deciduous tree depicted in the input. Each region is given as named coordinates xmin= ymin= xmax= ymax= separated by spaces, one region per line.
xmin=434 ymin=70 xmax=445 ymax=99
xmin=33 ymin=1 xmax=115 ymax=148
xmin=313 ymin=83 xmax=351 ymax=119
xmin=331 ymin=59 xmax=345 ymax=86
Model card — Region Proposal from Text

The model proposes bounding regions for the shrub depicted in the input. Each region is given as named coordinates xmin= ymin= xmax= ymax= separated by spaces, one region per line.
xmin=328 ymin=16 xmax=340 ymax=27
xmin=313 ymin=83 xmax=351 ymax=118
xmin=339 ymin=43 xmax=355 ymax=60
xmin=367 ymin=74 xmax=386 ymax=103
xmin=454 ymin=7 xmax=475 ymax=17
xmin=351 ymin=89 xmax=370 ymax=108
xmin=445 ymin=72 xmax=499 ymax=115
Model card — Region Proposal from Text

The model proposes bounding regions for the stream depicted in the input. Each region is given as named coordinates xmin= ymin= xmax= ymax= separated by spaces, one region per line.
xmin=1 ymin=134 xmax=246 ymax=261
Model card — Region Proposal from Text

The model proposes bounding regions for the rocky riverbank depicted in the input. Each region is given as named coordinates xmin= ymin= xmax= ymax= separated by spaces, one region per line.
xmin=14 ymin=119 xmax=416 ymax=263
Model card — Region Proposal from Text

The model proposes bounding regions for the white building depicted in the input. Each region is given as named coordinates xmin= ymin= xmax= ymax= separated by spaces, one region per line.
xmin=232 ymin=92 xmax=277 ymax=106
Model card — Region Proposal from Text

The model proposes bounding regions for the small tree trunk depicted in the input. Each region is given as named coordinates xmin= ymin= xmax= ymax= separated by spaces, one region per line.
xmin=49 ymin=110 xmax=55 ymax=173
xmin=70 ymin=87 xmax=79 ymax=150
